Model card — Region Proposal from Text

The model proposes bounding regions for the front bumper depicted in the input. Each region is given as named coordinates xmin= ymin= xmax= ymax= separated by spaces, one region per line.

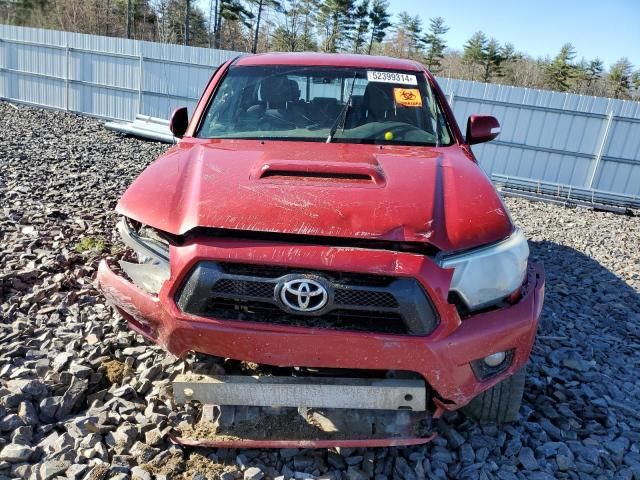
xmin=97 ymin=238 xmax=545 ymax=408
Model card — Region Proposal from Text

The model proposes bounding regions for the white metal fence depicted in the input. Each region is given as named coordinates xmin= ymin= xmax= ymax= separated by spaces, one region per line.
xmin=1 ymin=25 xmax=639 ymax=203
xmin=0 ymin=24 xmax=240 ymax=121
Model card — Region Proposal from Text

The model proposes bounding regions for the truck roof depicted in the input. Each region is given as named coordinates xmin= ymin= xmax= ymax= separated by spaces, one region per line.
xmin=235 ymin=52 xmax=423 ymax=71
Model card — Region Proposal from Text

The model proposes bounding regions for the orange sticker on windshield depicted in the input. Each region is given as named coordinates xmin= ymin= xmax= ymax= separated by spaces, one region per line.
xmin=393 ymin=88 xmax=422 ymax=107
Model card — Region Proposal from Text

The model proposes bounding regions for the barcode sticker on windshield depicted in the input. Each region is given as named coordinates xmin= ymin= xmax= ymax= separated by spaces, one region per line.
xmin=367 ymin=71 xmax=417 ymax=85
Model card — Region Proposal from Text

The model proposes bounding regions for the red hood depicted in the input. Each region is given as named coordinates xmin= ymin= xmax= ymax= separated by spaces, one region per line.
xmin=117 ymin=139 xmax=512 ymax=252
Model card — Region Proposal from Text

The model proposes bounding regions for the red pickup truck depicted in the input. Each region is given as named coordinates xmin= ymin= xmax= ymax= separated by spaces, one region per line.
xmin=97 ymin=53 xmax=544 ymax=447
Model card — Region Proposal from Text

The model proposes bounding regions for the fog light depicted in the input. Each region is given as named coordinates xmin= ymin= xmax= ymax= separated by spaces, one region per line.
xmin=483 ymin=351 xmax=506 ymax=367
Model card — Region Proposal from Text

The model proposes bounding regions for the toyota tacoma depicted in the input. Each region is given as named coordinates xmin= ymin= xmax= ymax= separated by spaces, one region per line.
xmin=97 ymin=53 xmax=545 ymax=447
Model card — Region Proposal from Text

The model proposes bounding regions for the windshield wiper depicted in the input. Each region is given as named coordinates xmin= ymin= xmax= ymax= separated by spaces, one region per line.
xmin=326 ymin=73 xmax=357 ymax=143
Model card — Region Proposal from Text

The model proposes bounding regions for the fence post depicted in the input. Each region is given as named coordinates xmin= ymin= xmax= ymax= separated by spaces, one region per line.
xmin=65 ymin=42 xmax=70 ymax=111
xmin=138 ymin=51 xmax=143 ymax=119
xmin=587 ymin=109 xmax=614 ymax=189
xmin=0 ymin=38 xmax=5 ymax=100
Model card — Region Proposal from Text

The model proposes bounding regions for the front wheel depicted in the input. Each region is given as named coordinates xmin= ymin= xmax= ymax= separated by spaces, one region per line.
xmin=462 ymin=366 xmax=527 ymax=423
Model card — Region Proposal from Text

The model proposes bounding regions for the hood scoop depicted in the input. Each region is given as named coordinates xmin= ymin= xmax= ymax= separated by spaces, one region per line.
xmin=253 ymin=160 xmax=385 ymax=186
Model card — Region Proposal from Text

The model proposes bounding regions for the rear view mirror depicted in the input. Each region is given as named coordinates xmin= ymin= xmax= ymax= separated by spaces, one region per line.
xmin=169 ymin=107 xmax=189 ymax=138
xmin=466 ymin=115 xmax=500 ymax=145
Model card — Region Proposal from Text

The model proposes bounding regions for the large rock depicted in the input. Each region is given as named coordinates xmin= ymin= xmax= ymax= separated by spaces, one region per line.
xmin=0 ymin=444 xmax=33 ymax=463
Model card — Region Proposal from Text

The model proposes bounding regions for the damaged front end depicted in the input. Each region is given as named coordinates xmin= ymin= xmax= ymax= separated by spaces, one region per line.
xmin=106 ymin=219 xmax=441 ymax=446
xmin=98 ymin=215 xmax=544 ymax=448
xmin=115 ymin=218 xmax=171 ymax=295
xmin=171 ymin=360 xmax=436 ymax=448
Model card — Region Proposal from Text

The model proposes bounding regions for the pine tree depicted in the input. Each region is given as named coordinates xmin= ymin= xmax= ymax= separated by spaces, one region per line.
xmin=317 ymin=0 xmax=355 ymax=52
xmin=367 ymin=0 xmax=390 ymax=54
xmin=633 ymin=70 xmax=640 ymax=95
xmin=271 ymin=0 xmax=318 ymax=51
xmin=462 ymin=31 xmax=487 ymax=81
xmin=351 ymin=0 xmax=370 ymax=53
xmin=480 ymin=38 xmax=503 ymax=82
xmin=608 ymin=57 xmax=633 ymax=99
xmin=249 ymin=0 xmax=282 ymax=53
xmin=4 ymin=0 xmax=47 ymax=25
xmin=544 ymin=43 xmax=577 ymax=91
xmin=404 ymin=13 xmax=422 ymax=57
xmin=586 ymin=58 xmax=604 ymax=90
xmin=422 ymin=16 xmax=448 ymax=73
xmin=210 ymin=0 xmax=254 ymax=48
xmin=498 ymin=43 xmax=524 ymax=85
xmin=163 ymin=0 xmax=210 ymax=46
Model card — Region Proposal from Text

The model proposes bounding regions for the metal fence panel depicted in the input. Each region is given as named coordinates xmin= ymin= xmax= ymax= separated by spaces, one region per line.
xmin=0 ymin=24 xmax=239 ymax=121
xmin=1 ymin=25 xmax=639 ymax=201
xmin=440 ymin=77 xmax=640 ymax=197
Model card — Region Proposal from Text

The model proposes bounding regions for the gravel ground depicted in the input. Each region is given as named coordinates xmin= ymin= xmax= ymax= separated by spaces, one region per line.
xmin=1 ymin=101 xmax=639 ymax=480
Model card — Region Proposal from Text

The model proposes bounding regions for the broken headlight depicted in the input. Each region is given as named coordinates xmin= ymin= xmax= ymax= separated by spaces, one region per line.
xmin=438 ymin=229 xmax=529 ymax=311
xmin=117 ymin=217 xmax=170 ymax=294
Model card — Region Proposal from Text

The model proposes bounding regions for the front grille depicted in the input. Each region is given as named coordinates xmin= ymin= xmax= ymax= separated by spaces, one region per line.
xmin=177 ymin=262 xmax=439 ymax=336
xmin=211 ymin=277 xmax=398 ymax=309
xmin=334 ymin=289 xmax=398 ymax=308
xmin=219 ymin=263 xmax=395 ymax=287
xmin=212 ymin=279 xmax=274 ymax=297
xmin=205 ymin=299 xmax=406 ymax=334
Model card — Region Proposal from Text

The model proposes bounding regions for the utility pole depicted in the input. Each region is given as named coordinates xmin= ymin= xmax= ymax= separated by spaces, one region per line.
xmin=126 ymin=0 xmax=133 ymax=39
xmin=185 ymin=0 xmax=191 ymax=46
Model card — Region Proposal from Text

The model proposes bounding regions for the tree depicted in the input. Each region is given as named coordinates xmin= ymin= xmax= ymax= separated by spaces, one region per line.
xmin=608 ymin=57 xmax=633 ymax=99
xmin=633 ymin=70 xmax=640 ymax=97
xmin=184 ymin=0 xmax=190 ymax=45
xmin=498 ymin=43 xmax=523 ymax=84
xmin=271 ymin=0 xmax=318 ymax=51
xmin=462 ymin=31 xmax=487 ymax=80
xmin=3 ymin=0 xmax=48 ymax=25
xmin=545 ymin=43 xmax=577 ymax=91
xmin=316 ymin=0 xmax=355 ymax=52
xmin=249 ymin=0 xmax=281 ymax=53
xmin=403 ymin=13 xmax=422 ymax=57
xmin=587 ymin=58 xmax=604 ymax=84
xmin=210 ymin=0 xmax=254 ymax=49
xmin=579 ymin=58 xmax=605 ymax=94
xmin=159 ymin=0 xmax=209 ymax=46
xmin=422 ymin=16 xmax=448 ymax=72
xmin=389 ymin=12 xmax=422 ymax=59
xmin=480 ymin=38 xmax=503 ymax=82
xmin=351 ymin=0 xmax=369 ymax=53
xmin=366 ymin=0 xmax=390 ymax=54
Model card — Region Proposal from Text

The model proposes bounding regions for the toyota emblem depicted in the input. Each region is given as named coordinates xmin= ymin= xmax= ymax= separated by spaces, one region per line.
xmin=278 ymin=278 xmax=329 ymax=312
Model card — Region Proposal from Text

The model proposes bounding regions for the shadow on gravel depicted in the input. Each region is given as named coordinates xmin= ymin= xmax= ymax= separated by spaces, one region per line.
xmin=433 ymin=239 xmax=640 ymax=479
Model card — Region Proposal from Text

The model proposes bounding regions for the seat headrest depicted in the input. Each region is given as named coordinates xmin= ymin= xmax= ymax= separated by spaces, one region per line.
xmin=363 ymin=83 xmax=395 ymax=121
xmin=261 ymin=76 xmax=300 ymax=106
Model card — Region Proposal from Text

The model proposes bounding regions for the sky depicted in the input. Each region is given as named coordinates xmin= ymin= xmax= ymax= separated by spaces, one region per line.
xmin=390 ymin=0 xmax=640 ymax=68
xmin=196 ymin=0 xmax=640 ymax=69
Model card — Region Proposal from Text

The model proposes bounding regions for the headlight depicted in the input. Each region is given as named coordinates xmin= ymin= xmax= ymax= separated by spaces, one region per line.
xmin=439 ymin=229 xmax=529 ymax=311
xmin=117 ymin=217 xmax=170 ymax=294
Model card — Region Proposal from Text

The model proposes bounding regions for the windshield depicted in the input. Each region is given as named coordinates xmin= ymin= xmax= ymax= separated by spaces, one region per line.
xmin=197 ymin=65 xmax=453 ymax=146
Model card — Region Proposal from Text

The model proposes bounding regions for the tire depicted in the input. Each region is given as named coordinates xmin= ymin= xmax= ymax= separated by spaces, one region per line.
xmin=462 ymin=365 xmax=527 ymax=423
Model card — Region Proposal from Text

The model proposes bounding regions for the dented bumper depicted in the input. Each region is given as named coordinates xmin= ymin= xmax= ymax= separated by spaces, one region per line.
xmin=97 ymin=237 xmax=545 ymax=410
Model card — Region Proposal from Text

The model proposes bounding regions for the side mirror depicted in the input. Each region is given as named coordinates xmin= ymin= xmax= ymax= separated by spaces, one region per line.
xmin=466 ymin=115 xmax=500 ymax=145
xmin=169 ymin=107 xmax=189 ymax=138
